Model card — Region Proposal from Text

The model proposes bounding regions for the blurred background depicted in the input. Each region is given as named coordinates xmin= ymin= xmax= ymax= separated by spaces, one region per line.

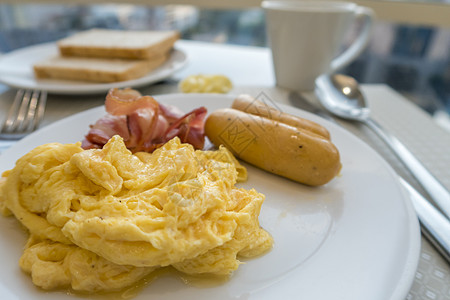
xmin=0 ymin=3 xmax=449 ymax=125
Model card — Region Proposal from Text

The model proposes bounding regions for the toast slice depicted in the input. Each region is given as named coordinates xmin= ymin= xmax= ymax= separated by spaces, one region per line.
xmin=58 ymin=29 xmax=180 ymax=59
xmin=33 ymin=53 xmax=169 ymax=83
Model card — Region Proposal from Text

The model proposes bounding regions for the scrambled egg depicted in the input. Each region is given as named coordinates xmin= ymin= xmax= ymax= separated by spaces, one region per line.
xmin=179 ymin=74 xmax=233 ymax=93
xmin=0 ymin=136 xmax=272 ymax=293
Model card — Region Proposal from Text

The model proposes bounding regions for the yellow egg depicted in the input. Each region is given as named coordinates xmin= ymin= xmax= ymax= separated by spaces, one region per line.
xmin=179 ymin=74 xmax=233 ymax=94
xmin=0 ymin=135 xmax=272 ymax=293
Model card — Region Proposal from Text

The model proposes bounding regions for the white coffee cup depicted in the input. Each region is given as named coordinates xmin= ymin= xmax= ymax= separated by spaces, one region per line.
xmin=262 ymin=1 xmax=374 ymax=91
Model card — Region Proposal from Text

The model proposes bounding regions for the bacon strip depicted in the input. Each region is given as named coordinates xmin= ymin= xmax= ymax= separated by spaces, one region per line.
xmin=165 ymin=107 xmax=207 ymax=150
xmin=82 ymin=88 xmax=207 ymax=152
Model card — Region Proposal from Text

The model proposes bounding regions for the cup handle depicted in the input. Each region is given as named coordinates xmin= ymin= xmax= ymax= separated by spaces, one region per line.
xmin=330 ymin=6 xmax=374 ymax=72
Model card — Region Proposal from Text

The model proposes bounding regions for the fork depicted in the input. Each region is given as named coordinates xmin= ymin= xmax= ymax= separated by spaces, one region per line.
xmin=0 ymin=89 xmax=47 ymax=140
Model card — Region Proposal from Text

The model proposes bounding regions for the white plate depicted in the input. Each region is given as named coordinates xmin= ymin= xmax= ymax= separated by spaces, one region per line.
xmin=0 ymin=94 xmax=420 ymax=300
xmin=0 ymin=42 xmax=187 ymax=95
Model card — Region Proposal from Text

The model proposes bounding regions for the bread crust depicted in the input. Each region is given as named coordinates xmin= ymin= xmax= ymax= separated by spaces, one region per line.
xmin=57 ymin=29 xmax=180 ymax=59
xmin=33 ymin=54 xmax=169 ymax=83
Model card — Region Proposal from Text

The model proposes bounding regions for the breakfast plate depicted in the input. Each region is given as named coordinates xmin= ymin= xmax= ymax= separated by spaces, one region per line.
xmin=0 ymin=94 xmax=420 ymax=300
xmin=0 ymin=42 xmax=187 ymax=95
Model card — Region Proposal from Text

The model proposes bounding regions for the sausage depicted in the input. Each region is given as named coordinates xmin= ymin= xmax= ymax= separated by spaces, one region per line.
xmin=231 ymin=94 xmax=330 ymax=140
xmin=205 ymin=108 xmax=341 ymax=186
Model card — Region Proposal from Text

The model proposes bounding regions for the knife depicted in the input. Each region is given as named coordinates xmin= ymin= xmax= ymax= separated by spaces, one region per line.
xmin=402 ymin=177 xmax=450 ymax=262
xmin=289 ymin=92 xmax=450 ymax=263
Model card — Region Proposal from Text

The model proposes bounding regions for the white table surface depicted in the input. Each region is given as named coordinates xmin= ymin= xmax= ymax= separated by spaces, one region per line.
xmin=0 ymin=39 xmax=449 ymax=300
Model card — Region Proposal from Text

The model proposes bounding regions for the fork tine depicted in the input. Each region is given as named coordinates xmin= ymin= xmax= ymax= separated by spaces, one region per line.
xmin=1 ymin=89 xmax=25 ymax=133
xmin=12 ymin=90 xmax=32 ymax=133
xmin=21 ymin=90 xmax=41 ymax=132
xmin=0 ymin=90 xmax=47 ymax=140
xmin=32 ymin=91 xmax=47 ymax=131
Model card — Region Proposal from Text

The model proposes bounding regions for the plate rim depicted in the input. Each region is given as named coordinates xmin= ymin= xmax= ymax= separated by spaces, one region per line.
xmin=0 ymin=93 xmax=421 ymax=300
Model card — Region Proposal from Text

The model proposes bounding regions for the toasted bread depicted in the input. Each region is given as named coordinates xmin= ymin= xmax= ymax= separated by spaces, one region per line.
xmin=57 ymin=29 xmax=180 ymax=59
xmin=33 ymin=53 xmax=168 ymax=83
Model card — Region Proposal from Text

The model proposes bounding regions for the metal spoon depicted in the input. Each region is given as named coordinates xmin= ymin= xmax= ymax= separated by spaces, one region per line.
xmin=315 ymin=73 xmax=450 ymax=219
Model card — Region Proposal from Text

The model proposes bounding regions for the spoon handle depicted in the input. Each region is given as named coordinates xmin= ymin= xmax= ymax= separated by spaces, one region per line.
xmin=365 ymin=118 xmax=450 ymax=219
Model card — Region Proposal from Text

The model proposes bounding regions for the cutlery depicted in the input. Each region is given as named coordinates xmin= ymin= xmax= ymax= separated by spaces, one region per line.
xmin=289 ymin=91 xmax=450 ymax=263
xmin=0 ymin=89 xmax=47 ymax=140
xmin=401 ymin=177 xmax=450 ymax=263
xmin=315 ymin=73 xmax=450 ymax=220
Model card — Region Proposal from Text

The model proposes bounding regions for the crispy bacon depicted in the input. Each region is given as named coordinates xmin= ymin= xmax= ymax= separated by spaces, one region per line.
xmin=165 ymin=107 xmax=207 ymax=149
xmin=105 ymin=88 xmax=159 ymax=116
xmin=82 ymin=88 xmax=207 ymax=152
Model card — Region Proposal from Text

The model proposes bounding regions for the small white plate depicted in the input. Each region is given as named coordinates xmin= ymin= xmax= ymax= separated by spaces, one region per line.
xmin=0 ymin=94 xmax=420 ymax=300
xmin=0 ymin=42 xmax=187 ymax=95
